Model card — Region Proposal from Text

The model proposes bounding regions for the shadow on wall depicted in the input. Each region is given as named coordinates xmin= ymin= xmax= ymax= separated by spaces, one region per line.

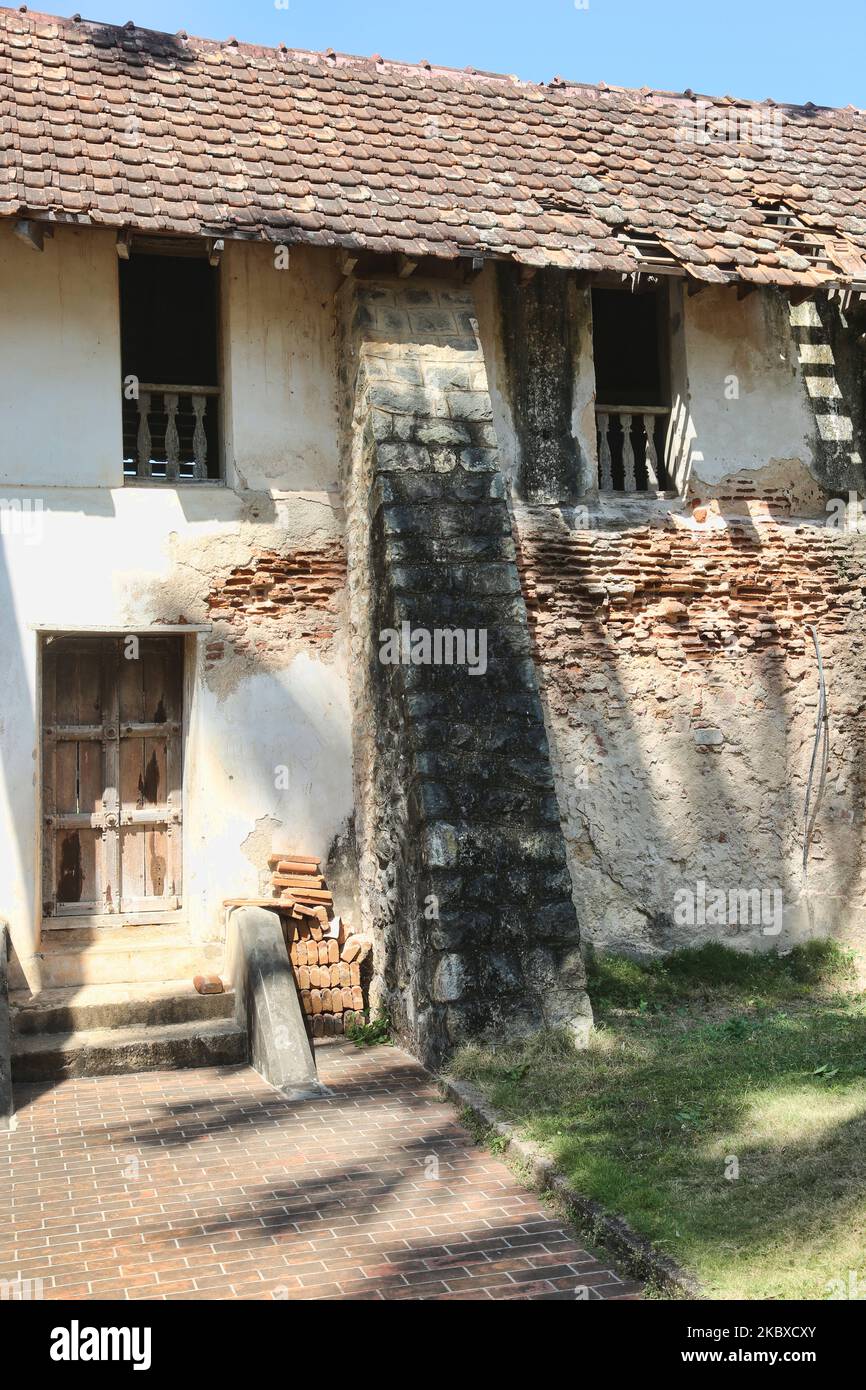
xmin=663 ymin=285 xmax=865 ymax=504
xmin=665 ymin=390 xmax=698 ymax=497
xmin=0 ymin=540 xmax=36 ymax=979
xmin=517 ymin=502 xmax=866 ymax=957
xmin=791 ymin=296 xmax=865 ymax=496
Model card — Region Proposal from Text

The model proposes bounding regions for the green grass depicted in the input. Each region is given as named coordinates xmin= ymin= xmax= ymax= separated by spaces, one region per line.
xmin=452 ymin=941 xmax=866 ymax=1300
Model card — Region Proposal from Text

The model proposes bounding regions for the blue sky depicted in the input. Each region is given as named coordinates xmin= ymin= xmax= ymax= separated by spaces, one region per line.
xmin=51 ymin=0 xmax=862 ymax=109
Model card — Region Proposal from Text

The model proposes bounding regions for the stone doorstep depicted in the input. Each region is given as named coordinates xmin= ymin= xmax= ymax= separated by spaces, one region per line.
xmin=10 ymin=978 xmax=236 ymax=1035
xmin=10 ymin=926 xmax=224 ymax=990
xmin=9 ymin=973 xmax=246 ymax=1081
xmin=11 ymin=1016 xmax=247 ymax=1082
xmin=440 ymin=1074 xmax=698 ymax=1299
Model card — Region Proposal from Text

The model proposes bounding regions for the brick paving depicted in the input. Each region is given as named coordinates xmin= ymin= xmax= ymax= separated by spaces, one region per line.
xmin=0 ymin=1040 xmax=641 ymax=1301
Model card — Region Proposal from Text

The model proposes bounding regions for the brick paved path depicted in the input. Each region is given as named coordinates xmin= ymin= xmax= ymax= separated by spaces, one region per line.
xmin=1 ymin=1040 xmax=641 ymax=1300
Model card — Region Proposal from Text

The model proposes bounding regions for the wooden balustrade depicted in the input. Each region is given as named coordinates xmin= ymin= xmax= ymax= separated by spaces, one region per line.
xmin=125 ymin=383 xmax=219 ymax=481
xmin=594 ymin=404 xmax=669 ymax=493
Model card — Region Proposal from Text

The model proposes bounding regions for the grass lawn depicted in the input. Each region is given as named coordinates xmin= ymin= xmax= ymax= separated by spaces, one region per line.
xmin=452 ymin=941 xmax=866 ymax=1300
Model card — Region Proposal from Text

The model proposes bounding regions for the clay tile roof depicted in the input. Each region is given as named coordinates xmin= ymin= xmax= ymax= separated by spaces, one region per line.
xmin=3 ymin=6 xmax=866 ymax=287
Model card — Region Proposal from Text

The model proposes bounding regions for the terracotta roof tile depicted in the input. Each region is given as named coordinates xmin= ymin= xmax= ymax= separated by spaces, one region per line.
xmin=2 ymin=7 xmax=866 ymax=286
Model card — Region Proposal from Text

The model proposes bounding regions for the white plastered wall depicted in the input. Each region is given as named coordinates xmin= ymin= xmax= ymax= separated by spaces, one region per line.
xmin=677 ymin=283 xmax=820 ymax=499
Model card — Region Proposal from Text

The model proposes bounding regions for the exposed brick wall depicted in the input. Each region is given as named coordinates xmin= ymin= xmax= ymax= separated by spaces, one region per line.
xmin=339 ymin=279 xmax=592 ymax=1066
xmin=514 ymin=502 xmax=866 ymax=957
xmin=517 ymin=507 xmax=858 ymax=665
xmin=204 ymin=543 xmax=346 ymax=665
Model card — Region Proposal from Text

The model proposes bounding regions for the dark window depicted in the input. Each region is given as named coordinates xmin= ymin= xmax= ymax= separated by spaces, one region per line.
xmin=592 ymin=286 xmax=671 ymax=492
xmin=591 ymin=285 xmax=667 ymax=407
xmin=120 ymin=253 xmax=220 ymax=481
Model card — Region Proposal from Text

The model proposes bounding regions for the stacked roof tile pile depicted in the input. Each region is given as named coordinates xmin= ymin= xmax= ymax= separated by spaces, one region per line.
xmin=268 ymin=854 xmax=370 ymax=1037
xmin=291 ymin=929 xmax=369 ymax=1039
xmin=224 ymin=853 xmax=371 ymax=1036
xmin=3 ymin=8 xmax=866 ymax=288
xmin=268 ymin=851 xmax=333 ymax=920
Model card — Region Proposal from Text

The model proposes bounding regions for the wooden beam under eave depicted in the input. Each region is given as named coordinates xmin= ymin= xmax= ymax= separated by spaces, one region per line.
xmin=116 ymin=229 xmax=132 ymax=260
xmin=462 ymin=254 xmax=485 ymax=282
xmin=397 ymin=254 xmax=418 ymax=278
xmin=687 ymin=278 xmax=709 ymax=296
xmin=13 ymin=219 xmax=45 ymax=252
xmin=341 ymin=251 xmax=359 ymax=277
xmin=207 ymin=238 xmax=225 ymax=268
xmin=519 ymin=265 xmax=538 ymax=286
xmin=736 ymin=282 xmax=758 ymax=300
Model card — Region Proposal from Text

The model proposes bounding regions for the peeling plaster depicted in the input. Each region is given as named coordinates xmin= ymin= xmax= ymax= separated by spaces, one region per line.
xmin=241 ymin=815 xmax=286 ymax=895
xmin=690 ymin=456 xmax=827 ymax=514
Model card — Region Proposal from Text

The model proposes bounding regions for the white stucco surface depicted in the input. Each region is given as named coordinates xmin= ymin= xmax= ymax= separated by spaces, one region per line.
xmin=222 ymin=241 xmax=342 ymax=491
xmin=0 ymin=491 xmax=353 ymax=971
xmin=0 ymin=223 xmax=122 ymax=487
xmin=682 ymin=286 xmax=815 ymax=488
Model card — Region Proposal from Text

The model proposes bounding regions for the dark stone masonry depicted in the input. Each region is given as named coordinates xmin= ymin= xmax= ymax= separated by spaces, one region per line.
xmin=340 ymin=279 xmax=591 ymax=1067
xmin=497 ymin=263 xmax=583 ymax=503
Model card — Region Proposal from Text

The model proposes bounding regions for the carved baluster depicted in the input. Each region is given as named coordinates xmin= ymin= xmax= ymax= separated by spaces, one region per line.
xmin=136 ymin=391 xmax=151 ymax=478
xmin=621 ymin=412 xmax=636 ymax=492
xmin=191 ymin=394 xmax=208 ymax=480
xmin=597 ymin=412 xmax=612 ymax=491
xmin=643 ymin=413 xmax=659 ymax=489
xmin=164 ymin=392 xmax=180 ymax=481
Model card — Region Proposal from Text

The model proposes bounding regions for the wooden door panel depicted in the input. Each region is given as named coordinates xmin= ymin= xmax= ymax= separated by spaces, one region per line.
xmin=54 ymin=741 xmax=79 ymax=815
xmin=54 ymin=826 xmax=105 ymax=911
xmin=44 ymin=641 xmax=110 ymax=916
xmin=120 ymin=639 xmax=181 ymax=725
xmin=43 ymin=634 xmax=184 ymax=921
xmin=142 ymin=645 xmax=179 ymax=724
xmin=146 ymin=827 xmax=168 ymax=899
xmin=119 ymin=649 xmax=145 ymax=723
xmin=120 ymin=825 xmax=176 ymax=910
xmin=142 ymin=739 xmax=168 ymax=807
xmin=54 ymin=646 xmax=104 ymax=726
xmin=120 ymin=825 xmax=144 ymax=902
xmin=54 ymin=740 xmax=104 ymax=816
xmin=79 ymin=741 xmax=104 ymax=814
xmin=119 ymin=737 xmax=168 ymax=810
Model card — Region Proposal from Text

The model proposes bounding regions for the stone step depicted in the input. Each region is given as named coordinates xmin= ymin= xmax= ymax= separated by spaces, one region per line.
xmin=37 ymin=924 xmax=187 ymax=948
xmin=11 ymin=980 xmax=235 ymax=1036
xmin=11 ymin=1017 xmax=248 ymax=1081
xmin=13 ymin=927 xmax=224 ymax=988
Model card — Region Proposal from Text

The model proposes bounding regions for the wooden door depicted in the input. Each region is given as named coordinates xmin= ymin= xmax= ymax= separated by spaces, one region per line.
xmin=42 ymin=635 xmax=183 ymax=922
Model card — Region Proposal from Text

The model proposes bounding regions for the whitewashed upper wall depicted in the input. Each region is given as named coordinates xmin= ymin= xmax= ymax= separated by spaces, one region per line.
xmin=677 ymin=285 xmax=817 ymax=490
xmin=476 ymin=267 xmax=831 ymax=500
xmin=0 ymin=224 xmax=343 ymax=494
xmin=0 ymin=224 xmax=831 ymax=500
xmin=221 ymin=241 xmax=341 ymax=492
xmin=0 ymin=223 xmax=122 ymax=487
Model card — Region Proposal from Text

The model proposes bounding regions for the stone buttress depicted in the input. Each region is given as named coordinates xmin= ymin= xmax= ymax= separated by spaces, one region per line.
xmin=339 ymin=278 xmax=592 ymax=1066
